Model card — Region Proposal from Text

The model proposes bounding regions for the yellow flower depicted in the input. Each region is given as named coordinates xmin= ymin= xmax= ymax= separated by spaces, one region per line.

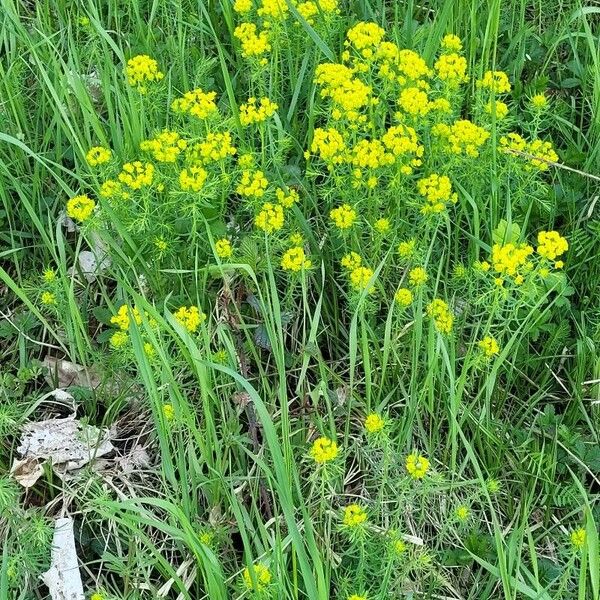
xmin=41 ymin=291 xmax=55 ymax=305
xmin=43 ymin=269 xmax=56 ymax=283
xmin=441 ymin=34 xmax=462 ymax=52
xmin=162 ymin=403 xmax=174 ymax=421
xmin=281 ymin=246 xmax=312 ymax=272
xmin=90 ymin=593 xmax=104 ymax=600
xmin=408 ymin=266 xmax=428 ymax=287
xmin=85 ymin=146 xmax=112 ymax=166
xmin=118 ymin=161 xmax=154 ymax=189
xmin=455 ymin=505 xmax=470 ymax=520
xmin=346 ymin=21 xmax=385 ymax=56
xmin=110 ymin=305 xmax=142 ymax=331
xmin=426 ymin=299 xmax=454 ymax=334
xmin=174 ymin=305 xmax=206 ymax=333
xmin=187 ymin=132 xmax=236 ymax=163
xmin=233 ymin=0 xmax=252 ymax=12
xmin=434 ymin=53 xmax=468 ymax=85
xmin=289 ymin=232 xmax=303 ymax=245
xmin=531 ymin=93 xmax=548 ymax=109
xmin=405 ymin=453 xmax=430 ymax=479
xmin=394 ymin=288 xmax=413 ymax=307
xmin=171 ymin=89 xmax=218 ymax=119
xmin=308 ymin=127 xmax=347 ymax=165
xmin=125 ymin=55 xmax=164 ymax=92
xmin=154 ymin=237 xmax=168 ymax=252
xmin=99 ymin=179 xmax=129 ymax=200
xmin=374 ymin=218 xmax=390 ymax=233
xmin=343 ymin=504 xmax=367 ymax=527
xmin=364 ymin=413 xmax=385 ymax=434
xmin=310 ymin=436 xmax=339 ymax=463
xmin=397 ymin=239 xmax=416 ymax=259
xmin=432 ymin=119 xmax=490 ymax=157
xmin=242 ymin=563 xmax=272 ymax=592
xmin=398 ymin=86 xmax=431 ymax=116
xmin=179 ymin=166 xmax=208 ymax=192
xmin=491 ymin=242 xmax=534 ymax=279
xmin=350 ymin=266 xmax=375 ymax=292
xmin=570 ymin=527 xmax=586 ymax=550
xmin=477 ymin=70 xmax=511 ymax=93
xmin=237 ymin=169 xmax=268 ymax=197
xmin=239 ymin=97 xmax=278 ymax=125
xmin=66 ymin=194 xmax=95 ymax=222
xmin=478 ymin=335 xmax=500 ymax=357
xmin=537 ymin=230 xmax=568 ymax=260
xmin=255 ymin=202 xmax=284 ymax=234
xmin=234 ymin=22 xmax=271 ymax=59
xmin=276 ymin=187 xmax=299 ymax=208
xmin=341 ymin=252 xmax=362 ymax=271
xmin=215 ymin=238 xmax=233 ymax=259
xmin=417 ymin=173 xmax=457 ymax=214
xmin=143 ymin=342 xmax=155 ymax=358
xmin=109 ymin=330 xmax=129 ymax=349
xmin=348 ymin=596 xmax=367 ymax=600
xmin=330 ymin=204 xmax=357 ymax=229
xmin=140 ymin=130 xmax=187 ymax=162
xmin=393 ymin=539 xmax=406 ymax=555
xmin=485 ymin=100 xmax=509 ymax=119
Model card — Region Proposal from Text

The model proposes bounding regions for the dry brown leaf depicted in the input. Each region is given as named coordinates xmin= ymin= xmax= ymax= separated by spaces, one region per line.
xmin=43 ymin=356 xmax=102 ymax=389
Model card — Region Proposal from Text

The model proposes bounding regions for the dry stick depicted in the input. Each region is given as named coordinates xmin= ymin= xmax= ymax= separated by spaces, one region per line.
xmin=505 ymin=148 xmax=600 ymax=182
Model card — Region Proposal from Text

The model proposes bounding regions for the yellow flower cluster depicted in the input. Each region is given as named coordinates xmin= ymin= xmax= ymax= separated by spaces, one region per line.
xmin=416 ymin=173 xmax=458 ymax=214
xmin=345 ymin=21 xmax=385 ymax=58
xmin=343 ymin=504 xmax=367 ymax=527
xmin=125 ymin=55 xmax=164 ymax=91
xmin=381 ymin=124 xmax=423 ymax=172
xmin=257 ymin=0 xmax=288 ymax=18
xmin=478 ymin=335 xmax=500 ymax=357
xmin=397 ymin=86 xmax=431 ymax=117
xmin=171 ymin=89 xmax=218 ymax=119
xmin=314 ymin=63 xmax=373 ymax=121
xmin=364 ymin=413 xmax=385 ymax=433
xmin=187 ymin=132 xmax=236 ymax=163
xmin=537 ymin=231 xmax=568 ymax=260
xmin=441 ymin=34 xmax=462 ymax=52
xmin=500 ymin=133 xmax=559 ymax=170
xmin=394 ymin=288 xmax=413 ymax=307
xmin=408 ymin=266 xmax=428 ymax=287
xmin=296 ymin=0 xmax=339 ymax=24
xmin=110 ymin=305 xmax=142 ymax=330
xmin=255 ymin=202 xmax=284 ymax=233
xmin=86 ymin=146 xmax=111 ymax=166
xmin=485 ymin=100 xmax=509 ymax=119
xmin=330 ymin=204 xmax=357 ymax=229
xmin=237 ymin=169 xmax=268 ymax=197
xmin=531 ymin=93 xmax=548 ymax=109
xmin=99 ymin=179 xmax=130 ymax=200
xmin=41 ymin=291 xmax=56 ymax=305
xmin=275 ymin=187 xmax=299 ymax=208
xmin=397 ymin=239 xmax=416 ymax=259
xmin=118 ymin=161 xmax=155 ymax=190
xmin=215 ymin=238 xmax=233 ymax=258
xmin=179 ymin=165 xmax=208 ymax=192
xmin=234 ymin=23 xmax=271 ymax=61
xmin=434 ymin=53 xmax=468 ymax=85
xmin=349 ymin=266 xmax=375 ymax=292
xmin=477 ymin=70 xmax=511 ymax=94
xmin=66 ymin=194 xmax=95 ymax=222
xmin=406 ymin=453 xmax=430 ymax=479
xmin=341 ymin=252 xmax=362 ymax=271
xmin=426 ymin=299 xmax=454 ymax=334
xmin=310 ymin=436 xmax=339 ymax=463
xmin=239 ymin=97 xmax=278 ymax=125
xmin=308 ymin=127 xmax=347 ymax=166
xmin=349 ymin=139 xmax=394 ymax=170
xmin=174 ymin=305 xmax=206 ymax=333
xmin=140 ymin=130 xmax=187 ymax=162
xmin=242 ymin=563 xmax=272 ymax=592
xmin=281 ymin=246 xmax=312 ymax=271
xmin=432 ymin=119 xmax=490 ymax=157
xmin=491 ymin=242 xmax=533 ymax=283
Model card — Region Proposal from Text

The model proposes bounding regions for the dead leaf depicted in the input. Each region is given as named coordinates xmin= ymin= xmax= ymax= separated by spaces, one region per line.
xmin=42 ymin=517 xmax=85 ymax=600
xmin=43 ymin=356 xmax=102 ymax=389
xmin=115 ymin=445 xmax=150 ymax=474
xmin=10 ymin=457 xmax=44 ymax=488
xmin=14 ymin=416 xmax=114 ymax=482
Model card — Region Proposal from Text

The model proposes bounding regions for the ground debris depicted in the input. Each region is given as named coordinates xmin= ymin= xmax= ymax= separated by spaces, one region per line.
xmin=12 ymin=415 xmax=114 ymax=487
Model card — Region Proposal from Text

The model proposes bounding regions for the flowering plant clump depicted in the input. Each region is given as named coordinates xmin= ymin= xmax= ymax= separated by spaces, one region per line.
xmin=41 ymin=16 xmax=584 ymax=600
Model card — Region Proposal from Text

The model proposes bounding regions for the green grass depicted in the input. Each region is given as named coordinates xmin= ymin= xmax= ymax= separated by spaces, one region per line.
xmin=0 ymin=1 xmax=599 ymax=599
